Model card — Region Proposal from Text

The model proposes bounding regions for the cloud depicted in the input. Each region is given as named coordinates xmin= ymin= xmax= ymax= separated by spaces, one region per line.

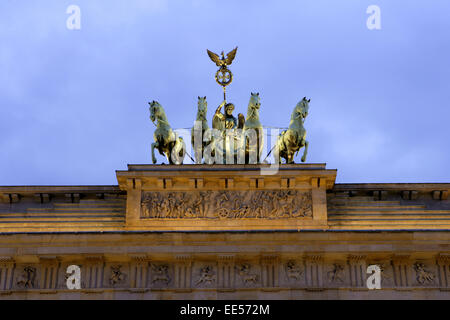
xmin=0 ymin=1 xmax=449 ymax=185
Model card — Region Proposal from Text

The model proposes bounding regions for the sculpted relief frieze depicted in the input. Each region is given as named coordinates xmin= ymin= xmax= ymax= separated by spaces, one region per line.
xmin=0 ymin=256 xmax=448 ymax=292
xmin=16 ymin=266 xmax=36 ymax=289
xmin=140 ymin=190 xmax=312 ymax=219
xmin=151 ymin=264 xmax=171 ymax=286
xmin=236 ymin=264 xmax=259 ymax=286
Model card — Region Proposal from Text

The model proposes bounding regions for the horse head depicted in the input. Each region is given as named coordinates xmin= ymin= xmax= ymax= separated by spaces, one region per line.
xmin=246 ymin=92 xmax=261 ymax=121
xmin=196 ymin=96 xmax=207 ymax=120
xmin=293 ymin=97 xmax=310 ymax=119
xmin=248 ymin=92 xmax=261 ymax=110
xmin=148 ymin=100 xmax=165 ymax=124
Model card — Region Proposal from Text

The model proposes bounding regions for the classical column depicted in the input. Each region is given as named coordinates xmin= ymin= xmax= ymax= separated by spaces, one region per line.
xmin=174 ymin=255 xmax=192 ymax=290
xmin=84 ymin=256 xmax=104 ymax=289
xmin=304 ymin=254 xmax=323 ymax=288
xmin=347 ymin=255 xmax=367 ymax=288
xmin=217 ymin=255 xmax=235 ymax=290
xmin=437 ymin=254 xmax=450 ymax=289
xmin=391 ymin=255 xmax=411 ymax=288
xmin=130 ymin=255 xmax=149 ymax=290
xmin=261 ymin=255 xmax=279 ymax=289
xmin=0 ymin=257 xmax=14 ymax=291
xmin=39 ymin=256 xmax=60 ymax=290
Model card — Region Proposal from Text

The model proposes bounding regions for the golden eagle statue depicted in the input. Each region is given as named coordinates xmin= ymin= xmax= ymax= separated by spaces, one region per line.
xmin=207 ymin=47 xmax=238 ymax=67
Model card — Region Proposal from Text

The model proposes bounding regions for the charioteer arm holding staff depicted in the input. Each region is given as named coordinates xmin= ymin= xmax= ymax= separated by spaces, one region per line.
xmin=213 ymin=100 xmax=239 ymax=131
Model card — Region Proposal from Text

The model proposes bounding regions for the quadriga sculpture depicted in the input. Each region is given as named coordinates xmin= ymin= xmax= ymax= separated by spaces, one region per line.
xmin=191 ymin=96 xmax=210 ymax=164
xmin=149 ymin=100 xmax=186 ymax=164
xmin=274 ymin=97 xmax=310 ymax=164
xmin=211 ymin=98 xmax=244 ymax=164
xmin=242 ymin=92 xmax=264 ymax=163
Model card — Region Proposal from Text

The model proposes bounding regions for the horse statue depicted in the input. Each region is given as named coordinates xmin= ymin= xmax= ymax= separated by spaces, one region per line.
xmin=149 ymin=100 xmax=186 ymax=164
xmin=242 ymin=92 xmax=264 ymax=163
xmin=191 ymin=96 xmax=209 ymax=164
xmin=273 ymin=97 xmax=310 ymax=164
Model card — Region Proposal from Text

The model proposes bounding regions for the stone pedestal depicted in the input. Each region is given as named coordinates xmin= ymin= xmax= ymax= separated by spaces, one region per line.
xmin=116 ymin=164 xmax=337 ymax=231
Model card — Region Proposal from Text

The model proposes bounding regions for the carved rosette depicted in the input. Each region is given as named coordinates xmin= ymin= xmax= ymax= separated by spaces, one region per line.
xmin=141 ymin=190 xmax=312 ymax=219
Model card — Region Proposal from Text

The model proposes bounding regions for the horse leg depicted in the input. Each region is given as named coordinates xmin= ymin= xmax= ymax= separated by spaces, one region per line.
xmin=167 ymin=141 xmax=175 ymax=164
xmin=195 ymin=133 xmax=206 ymax=164
xmin=286 ymin=139 xmax=295 ymax=164
xmin=192 ymin=128 xmax=204 ymax=164
xmin=178 ymin=137 xmax=186 ymax=163
xmin=151 ymin=142 xmax=158 ymax=164
xmin=277 ymin=147 xmax=283 ymax=164
xmin=273 ymin=141 xmax=282 ymax=164
xmin=274 ymin=133 xmax=285 ymax=164
xmin=287 ymin=152 xmax=294 ymax=164
xmin=196 ymin=146 xmax=203 ymax=164
xmin=301 ymin=140 xmax=309 ymax=162
xmin=257 ymin=128 xmax=264 ymax=163
xmin=170 ymin=138 xmax=186 ymax=165
xmin=283 ymin=131 xmax=297 ymax=164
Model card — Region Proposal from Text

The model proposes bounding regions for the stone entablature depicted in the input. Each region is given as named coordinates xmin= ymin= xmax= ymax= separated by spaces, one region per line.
xmin=328 ymin=183 xmax=450 ymax=230
xmin=0 ymin=165 xmax=449 ymax=232
xmin=0 ymin=232 xmax=449 ymax=299
xmin=0 ymin=163 xmax=449 ymax=299
xmin=116 ymin=164 xmax=335 ymax=231
xmin=0 ymin=186 xmax=126 ymax=233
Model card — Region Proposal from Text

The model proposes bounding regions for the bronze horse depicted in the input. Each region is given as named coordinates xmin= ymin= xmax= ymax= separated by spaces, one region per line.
xmin=274 ymin=97 xmax=310 ymax=164
xmin=191 ymin=96 xmax=209 ymax=164
xmin=149 ymin=101 xmax=186 ymax=165
xmin=242 ymin=92 xmax=264 ymax=163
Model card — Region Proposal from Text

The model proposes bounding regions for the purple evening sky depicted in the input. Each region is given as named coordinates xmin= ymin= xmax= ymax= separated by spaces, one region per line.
xmin=0 ymin=0 xmax=449 ymax=185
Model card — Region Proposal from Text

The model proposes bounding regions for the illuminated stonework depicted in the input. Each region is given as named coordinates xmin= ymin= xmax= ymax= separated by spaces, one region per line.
xmin=141 ymin=190 xmax=312 ymax=219
xmin=0 ymin=164 xmax=449 ymax=299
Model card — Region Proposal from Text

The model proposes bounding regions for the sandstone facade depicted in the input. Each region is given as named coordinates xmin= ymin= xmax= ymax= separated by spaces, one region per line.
xmin=0 ymin=164 xmax=449 ymax=299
